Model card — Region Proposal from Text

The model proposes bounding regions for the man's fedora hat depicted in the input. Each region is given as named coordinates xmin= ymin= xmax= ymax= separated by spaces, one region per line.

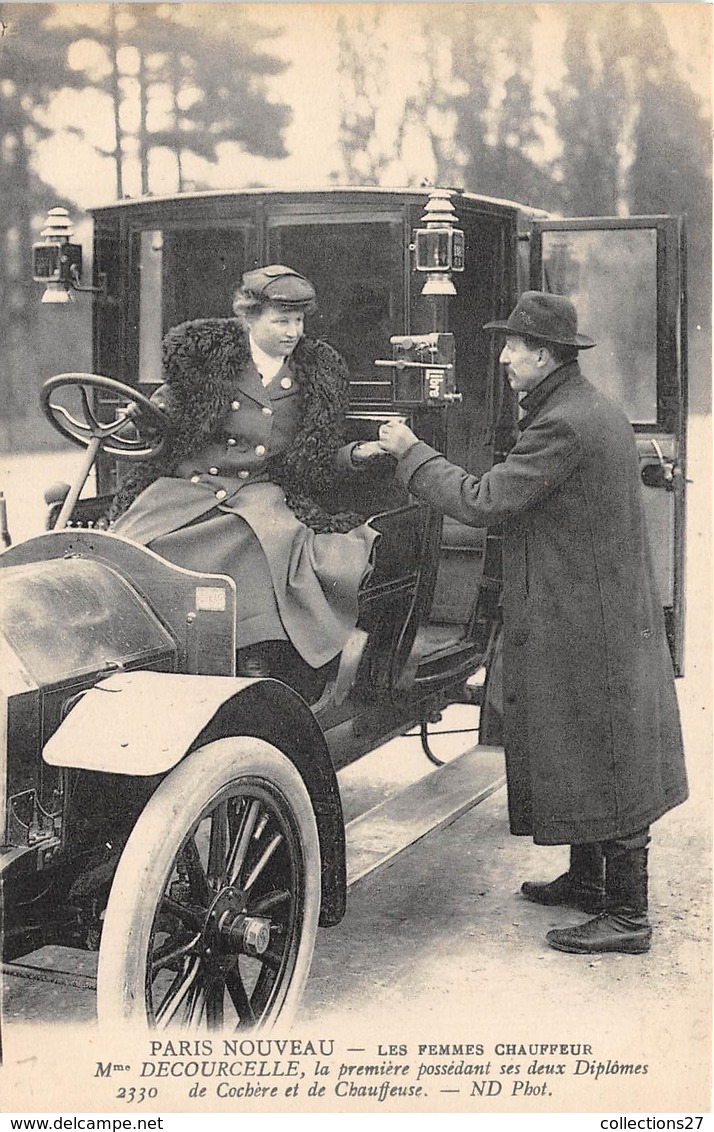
xmin=484 ymin=291 xmax=596 ymax=349
xmin=240 ymin=264 xmax=316 ymax=308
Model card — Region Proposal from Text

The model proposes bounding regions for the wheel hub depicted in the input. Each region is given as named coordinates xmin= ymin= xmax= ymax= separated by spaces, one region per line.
xmin=204 ymin=887 xmax=271 ymax=960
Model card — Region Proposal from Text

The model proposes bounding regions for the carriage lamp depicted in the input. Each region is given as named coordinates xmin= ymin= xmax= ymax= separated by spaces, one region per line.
xmin=33 ymin=207 xmax=105 ymax=303
xmin=411 ymin=189 xmax=465 ymax=296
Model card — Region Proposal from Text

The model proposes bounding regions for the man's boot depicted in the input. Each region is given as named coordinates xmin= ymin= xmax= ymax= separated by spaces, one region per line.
xmin=520 ymin=843 xmax=605 ymax=914
xmin=546 ymin=831 xmax=652 ymax=955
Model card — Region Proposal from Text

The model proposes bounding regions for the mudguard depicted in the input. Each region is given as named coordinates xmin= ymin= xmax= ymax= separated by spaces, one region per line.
xmin=43 ymin=670 xmax=347 ymax=924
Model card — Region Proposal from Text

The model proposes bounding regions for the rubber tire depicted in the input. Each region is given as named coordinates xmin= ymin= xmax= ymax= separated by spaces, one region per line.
xmin=97 ymin=736 xmax=321 ymax=1031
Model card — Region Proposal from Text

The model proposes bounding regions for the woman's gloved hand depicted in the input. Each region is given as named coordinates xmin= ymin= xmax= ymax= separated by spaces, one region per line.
xmin=351 ymin=440 xmax=392 ymax=463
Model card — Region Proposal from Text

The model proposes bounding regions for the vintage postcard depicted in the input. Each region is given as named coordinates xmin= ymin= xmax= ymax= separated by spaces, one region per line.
xmin=0 ymin=0 xmax=711 ymax=1118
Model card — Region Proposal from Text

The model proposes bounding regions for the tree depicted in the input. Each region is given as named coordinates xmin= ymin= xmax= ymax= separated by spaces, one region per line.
xmin=550 ymin=4 xmax=711 ymax=410
xmin=630 ymin=72 xmax=711 ymax=411
xmin=335 ymin=8 xmax=401 ymax=185
xmin=0 ymin=3 xmax=294 ymax=449
xmin=550 ymin=4 xmax=694 ymax=216
xmin=0 ymin=4 xmax=86 ymax=441
xmin=335 ymin=4 xmax=557 ymax=207
xmin=66 ymin=4 xmax=291 ymax=197
xmin=441 ymin=6 xmax=558 ymax=207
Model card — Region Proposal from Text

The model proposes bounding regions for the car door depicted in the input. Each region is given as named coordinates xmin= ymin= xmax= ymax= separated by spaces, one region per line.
xmin=529 ymin=216 xmax=687 ymax=673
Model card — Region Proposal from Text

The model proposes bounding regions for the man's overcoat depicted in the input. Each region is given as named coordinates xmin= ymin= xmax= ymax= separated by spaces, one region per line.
xmin=397 ymin=362 xmax=687 ymax=845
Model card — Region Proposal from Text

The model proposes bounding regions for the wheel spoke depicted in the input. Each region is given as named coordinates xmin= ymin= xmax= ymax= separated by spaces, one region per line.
xmin=244 ymin=833 xmax=283 ymax=893
xmin=224 ymin=967 xmax=256 ymax=1026
xmin=185 ymin=981 xmax=208 ymax=1028
xmin=50 ymin=402 xmax=92 ymax=435
xmin=180 ymin=835 xmax=212 ymax=907
xmin=259 ymin=947 xmax=285 ymax=972
xmin=208 ymin=802 xmax=229 ymax=888
xmin=151 ymin=931 xmax=202 ymax=974
xmin=99 ymin=408 xmax=141 ymax=442
xmin=155 ymin=956 xmax=201 ymax=1028
xmin=252 ymin=888 xmax=291 ymax=914
xmin=101 ymin=424 xmax=142 ymax=448
xmin=159 ymin=894 xmax=204 ymax=930
xmin=227 ymin=799 xmax=261 ymax=886
xmin=205 ymin=979 xmax=225 ymax=1030
xmin=79 ymin=386 xmax=101 ymax=430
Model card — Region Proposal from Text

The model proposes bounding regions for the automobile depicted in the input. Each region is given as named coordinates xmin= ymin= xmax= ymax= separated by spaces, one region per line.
xmin=0 ymin=186 xmax=687 ymax=1031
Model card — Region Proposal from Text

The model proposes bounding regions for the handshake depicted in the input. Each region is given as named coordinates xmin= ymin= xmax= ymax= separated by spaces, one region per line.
xmin=353 ymin=420 xmax=420 ymax=463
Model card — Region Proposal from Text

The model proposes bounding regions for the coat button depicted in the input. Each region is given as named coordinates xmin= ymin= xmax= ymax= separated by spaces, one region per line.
xmin=262 ymin=406 xmax=273 ymax=416
xmin=215 ymin=489 xmax=227 ymax=500
xmin=190 ymin=475 xmax=200 ymax=484
xmin=231 ymin=400 xmax=241 ymax=411
xmin=226 ymin=438 xmax=237 ymax=447
xmin=280 ymin=377 xmax=292 ymax=389
xmin=208 ymin=467 xmax=218 ymax=476
xmin=255 ymin=444 xmax=266 ymax=456
xmin=238 ymin=470 xmax=250 ymax=479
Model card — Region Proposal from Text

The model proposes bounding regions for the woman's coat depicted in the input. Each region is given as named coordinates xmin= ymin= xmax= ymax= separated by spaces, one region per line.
xmin=111 ymin=318 xmax=377 ymax=665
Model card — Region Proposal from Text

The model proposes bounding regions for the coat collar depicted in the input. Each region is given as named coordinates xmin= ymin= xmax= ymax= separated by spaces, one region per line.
xmin=518 ymin=360 xmax=581 ymax=430
xmin=233 ymin=354 xmax=296 ymax=406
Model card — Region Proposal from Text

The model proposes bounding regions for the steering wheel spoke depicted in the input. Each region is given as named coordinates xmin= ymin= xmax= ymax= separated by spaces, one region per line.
xmin=78 ymin=385 xmax=102 ymax=431
xmin=41 ymin=373 xmax=170 ymax=461
xmin=50 ymin=402 xmax=95 ymax=437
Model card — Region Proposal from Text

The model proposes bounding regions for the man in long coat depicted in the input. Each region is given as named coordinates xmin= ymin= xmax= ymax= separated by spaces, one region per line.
xmin=377 ymin=291 xmax=688 ymax=954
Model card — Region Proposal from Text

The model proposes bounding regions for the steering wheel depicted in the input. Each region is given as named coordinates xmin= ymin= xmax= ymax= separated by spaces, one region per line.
xmin=41 ymin=372 xmax=170 ymax=460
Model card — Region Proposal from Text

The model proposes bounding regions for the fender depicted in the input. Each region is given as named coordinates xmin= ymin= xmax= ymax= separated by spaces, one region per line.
xmin=44 ymin=670 xmax=346 ymax=925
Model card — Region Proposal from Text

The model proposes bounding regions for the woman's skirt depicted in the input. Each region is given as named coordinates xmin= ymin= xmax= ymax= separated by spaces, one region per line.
xmin=112 ymin=477 xmax=378 ymax=667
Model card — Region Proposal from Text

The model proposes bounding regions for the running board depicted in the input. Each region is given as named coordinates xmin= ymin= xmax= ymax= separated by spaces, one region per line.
xmin=345 ymin=745 xmax=506 ymax=887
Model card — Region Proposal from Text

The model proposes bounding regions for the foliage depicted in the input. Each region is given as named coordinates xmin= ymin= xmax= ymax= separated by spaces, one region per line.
xmin=0 ymin=3 xmax=291 ymax=448
xmin=0 ymin=4 xmax=88 ymax=438
xmin=335 ymin=5 xmax=559 ymax=206
xmin=64 ymin=4 xmax=290 ymax=195
xmin=334 ymin=3 xmax=710 ymax=410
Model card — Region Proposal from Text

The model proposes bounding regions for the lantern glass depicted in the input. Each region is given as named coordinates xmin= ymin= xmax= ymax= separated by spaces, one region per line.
xmin=415 ymin=229 xmax=452 ymax=271
xmin=33 ymin=243 xmax=62 ymax=283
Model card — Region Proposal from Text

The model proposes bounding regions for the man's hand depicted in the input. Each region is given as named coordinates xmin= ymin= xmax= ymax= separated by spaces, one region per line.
xmin=351 ymin=440 xmax=391 ymax=463
xmin=377 ymin=420 xmax=420 ymax=458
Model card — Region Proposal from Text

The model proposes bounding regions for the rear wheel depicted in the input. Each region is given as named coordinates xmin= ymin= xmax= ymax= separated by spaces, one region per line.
xmin=97 ymin=737 xmax=320 ymax=1030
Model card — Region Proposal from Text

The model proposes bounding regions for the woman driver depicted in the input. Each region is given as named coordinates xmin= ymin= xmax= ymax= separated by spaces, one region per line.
xmin=111 ymin=265 xmax=384 ymax=690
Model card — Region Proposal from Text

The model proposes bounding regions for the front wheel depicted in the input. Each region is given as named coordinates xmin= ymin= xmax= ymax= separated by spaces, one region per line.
xmin=97 ymin=737 xmax=321 ymax=1031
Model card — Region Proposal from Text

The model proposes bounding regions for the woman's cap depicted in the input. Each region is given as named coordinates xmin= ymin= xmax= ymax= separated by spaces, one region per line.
xmin=240 ymin=265 xmax=316 ymax=308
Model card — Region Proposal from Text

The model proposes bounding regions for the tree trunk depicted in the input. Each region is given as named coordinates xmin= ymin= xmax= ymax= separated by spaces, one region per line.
xmin=107 ymin=7 xmax=124 ymax=199
xmin=171 ymin=62 xmax=184 ymax=193
xmin=139 ymin=49 xmax=149 ymax=196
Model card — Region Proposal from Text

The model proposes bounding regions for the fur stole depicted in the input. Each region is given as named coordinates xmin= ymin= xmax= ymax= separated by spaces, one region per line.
xmin=111 ymin=318 xmax=364 ymax=533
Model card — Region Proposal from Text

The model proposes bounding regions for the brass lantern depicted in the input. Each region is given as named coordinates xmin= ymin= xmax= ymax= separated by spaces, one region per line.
xmin=32 ymin=208 xmax=83 ymax=303
xmin=412 ymin=190 xmax=465 ymax=296
xmin=32 ymin=207 xmax=105 ymax=303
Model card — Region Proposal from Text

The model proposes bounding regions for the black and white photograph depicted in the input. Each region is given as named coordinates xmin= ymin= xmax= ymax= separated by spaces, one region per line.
xmin=0 ymin=0 xmax=711 ymax=1119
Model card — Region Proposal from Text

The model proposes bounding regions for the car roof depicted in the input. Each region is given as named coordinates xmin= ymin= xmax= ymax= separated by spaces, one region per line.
xmin=88 ymin=184 xmax=547 ymax=218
